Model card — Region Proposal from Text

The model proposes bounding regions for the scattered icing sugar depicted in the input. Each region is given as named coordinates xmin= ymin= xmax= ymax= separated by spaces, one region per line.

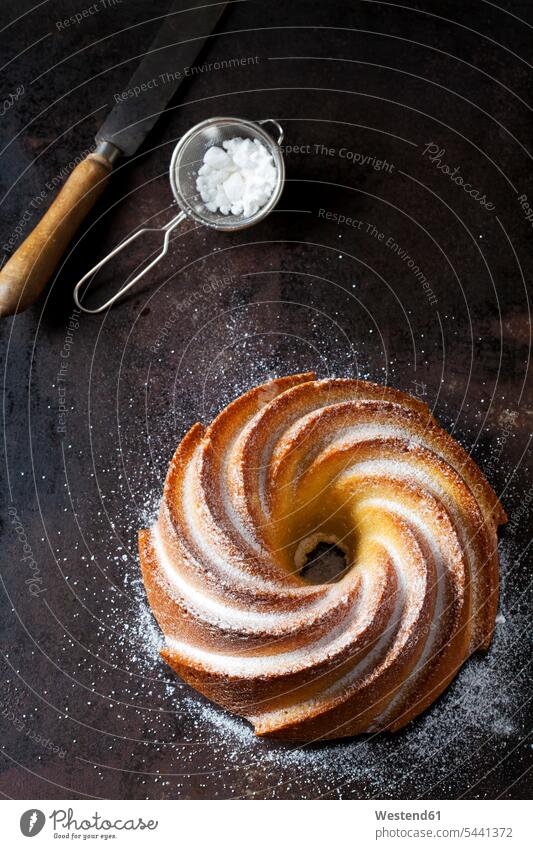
xmin=153 ymin=568 xmax=529 ymax=799
xmin=120 ymin=364 xmax=524 ymax=798
xmin=68 ymin=330 xmax=526 ymax=799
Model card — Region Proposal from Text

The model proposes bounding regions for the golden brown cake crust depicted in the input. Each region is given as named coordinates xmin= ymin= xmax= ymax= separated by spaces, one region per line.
xmin=139 ymin=374 xmax=505 ymax=742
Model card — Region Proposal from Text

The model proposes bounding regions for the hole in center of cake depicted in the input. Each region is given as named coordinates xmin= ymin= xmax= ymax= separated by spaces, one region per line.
xmin=295 ymin=534 xmax=349 ymax=585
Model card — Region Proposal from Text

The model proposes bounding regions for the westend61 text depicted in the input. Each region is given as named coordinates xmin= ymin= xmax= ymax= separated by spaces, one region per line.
xmin=375 ymin=810 xmax=441 ymax=820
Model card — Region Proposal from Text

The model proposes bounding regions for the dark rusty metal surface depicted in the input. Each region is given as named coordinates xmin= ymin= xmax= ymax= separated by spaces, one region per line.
xmin=0 ymin=0 xmax=531 ymax=799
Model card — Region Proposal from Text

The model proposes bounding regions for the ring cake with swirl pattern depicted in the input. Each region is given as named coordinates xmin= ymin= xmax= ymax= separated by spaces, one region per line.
xmin=139 ymin=373 xmax=505 ymax=741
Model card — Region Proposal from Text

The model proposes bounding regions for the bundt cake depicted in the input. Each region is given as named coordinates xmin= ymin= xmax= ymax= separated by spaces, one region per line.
xmin=139 ymin=373 xmax=506 ymax=741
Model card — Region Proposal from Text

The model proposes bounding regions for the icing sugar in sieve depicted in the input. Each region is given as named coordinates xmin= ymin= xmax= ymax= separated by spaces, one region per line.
xmin=74 ymin=117 xmax=285 ymax=314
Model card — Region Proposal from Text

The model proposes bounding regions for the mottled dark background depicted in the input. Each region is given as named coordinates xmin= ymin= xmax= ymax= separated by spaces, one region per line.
xmin=0 ymin=0 xmax=531 ymax=800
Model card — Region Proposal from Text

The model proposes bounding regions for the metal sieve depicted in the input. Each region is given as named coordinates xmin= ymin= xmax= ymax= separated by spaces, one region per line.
xmin=74 ymin=117 xmax=285 ymax=314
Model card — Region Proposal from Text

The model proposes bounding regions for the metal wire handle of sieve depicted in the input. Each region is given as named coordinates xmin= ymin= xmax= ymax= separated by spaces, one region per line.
xmin=73 ymin=118 xmax=285 ymax=314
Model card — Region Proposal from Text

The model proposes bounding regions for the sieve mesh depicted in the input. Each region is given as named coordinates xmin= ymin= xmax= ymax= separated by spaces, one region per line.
xmin=169 ymin=117 xmax=285 ymax=231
